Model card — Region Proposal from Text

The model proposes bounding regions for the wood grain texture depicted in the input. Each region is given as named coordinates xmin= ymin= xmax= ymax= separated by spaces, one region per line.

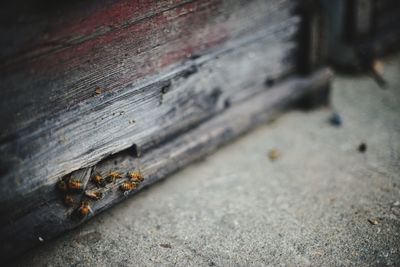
xmin=0 ymin=0 xmax=297 ymax=139
xmin=0 ymin=68 xmax=332 ymax=262
xmin=0 ymin=1 xmax=299 ymax=215
xmin=0 ymin=23 xmax=299 ymax=218
xmin=0 ymin=0 xmax=317 ymax=261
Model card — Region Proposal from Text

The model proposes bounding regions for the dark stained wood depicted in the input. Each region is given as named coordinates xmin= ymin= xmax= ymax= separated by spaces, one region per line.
xmin=321 ymin=0 xmax=400 ymax=70
xmin=0 ymin=0 xmax=298 ymax=139
xmin=0 ymin=0 xmax=300 ymax=218
xmin=0 ymin=22 xmax=299 ymax=219
xmin=0 ymin=68 xmax=332 ymax=262
xmin=0 ymin=0 xmax=332 ymax=261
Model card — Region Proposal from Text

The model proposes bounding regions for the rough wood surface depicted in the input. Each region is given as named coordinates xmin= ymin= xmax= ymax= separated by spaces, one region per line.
xmin=0 ymin=68 xmax=332 ymax=262
xmin=0 ymin=0 xmax=299 ymax=219
xmin=0 ymin=0 xmax=297 ymax=139
xmin=0 ymin=0 xmax=321 ymax=261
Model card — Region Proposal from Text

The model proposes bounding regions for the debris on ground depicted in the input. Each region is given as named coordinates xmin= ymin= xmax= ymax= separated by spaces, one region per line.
xmin=357 ymin=51 xmax=387 ymax=88
xmin=368 ymin=218 xmax=379 ymax=225
xmin=159 ymin=243 xmax=172 ymax=248
xmin=373 ymin=60 xmax=384 ymax=76
xmin=358 ymin=143 xmax=367 ymax=153
xmin=371 ymin=59 xmax=387 ymax=89
xmin=328 ymin=112 xmax=342 ymax=127
xmin=268 ymin=149 xmax=281 ymax=161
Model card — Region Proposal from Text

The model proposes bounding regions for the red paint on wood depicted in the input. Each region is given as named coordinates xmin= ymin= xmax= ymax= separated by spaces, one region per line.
xmin=1 ymin=0 xmax=289 ymax=137
xmin=3 ymin=0 xmax=226 ymax=87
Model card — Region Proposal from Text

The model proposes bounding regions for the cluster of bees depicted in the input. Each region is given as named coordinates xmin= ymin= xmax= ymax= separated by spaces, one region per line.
xmin=57 ymin=170 xmax=144 ymax=218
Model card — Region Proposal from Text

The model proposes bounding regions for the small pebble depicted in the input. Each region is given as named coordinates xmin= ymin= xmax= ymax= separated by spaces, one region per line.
xmin=268 ymin=149 xmax=281 ymax=161
xmin=368 ymin=218 xmax=379 ymax=225
xmin=38 ymin=237 xmax=44 ymax=242
xmin=329 ymin=112 xmax=342 ymax=127
xmin=358 ymin=143 xmax=367 ymax=153
xmin=160 ymin=243 xmax=172 ymax=248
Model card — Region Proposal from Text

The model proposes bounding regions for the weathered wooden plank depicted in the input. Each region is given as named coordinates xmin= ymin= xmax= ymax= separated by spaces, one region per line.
xmin=0 ymin=17 xmax=299 ymax=216
xmin=0 ymin=0 xmax=189 ymax=61
xmin=0 ymin=67 xmax=332 ymax=262
xmin=0 ymin=0 xmax=297 ymax=140
xmin=0 ymin=0 xmax=315 ymax=262
xmin=0 ymin=0 xmax=300 ymax=223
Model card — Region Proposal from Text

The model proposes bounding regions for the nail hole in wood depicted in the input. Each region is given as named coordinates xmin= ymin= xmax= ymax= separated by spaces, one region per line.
xmin=161 ymin=81 xmax=171 ymax=94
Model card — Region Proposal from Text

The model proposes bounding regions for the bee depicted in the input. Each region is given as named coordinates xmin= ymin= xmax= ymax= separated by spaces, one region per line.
xmin=94 ymin=87 xmax=103 ymax=95
xmin=63 ymin=195 xmax=74 ymax=206
xmin=92 ymin=174 xmax=106 ymax=186
xmin=119 ymin=181 xmax=137 ymax=192
xmin=85 ymin=190 xmax=103 ymax=200
xmin=57 ymin=180 xmax=68 ymax=192
xmin=68 ymin=178 xmax=83 ymax=190
xmin=77 ymin=201 xmax=93 ymax=218
xmin=105 ymin=171 xmax=123 ymax=183
xmin=128 ymin=171 xmax=144 ymax=182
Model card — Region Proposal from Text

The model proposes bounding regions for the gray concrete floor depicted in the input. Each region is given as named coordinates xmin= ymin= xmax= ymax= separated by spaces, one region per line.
xmin=10 ymin=55 xmax=400 ymax=266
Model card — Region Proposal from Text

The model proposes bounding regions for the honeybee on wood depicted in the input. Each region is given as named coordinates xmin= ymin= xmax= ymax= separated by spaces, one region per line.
xmin=63 ymin=195 xmax=74 ymax=206
xmin=78 ymin=201 xmax=93 ymax=218
xmin=68 ymin=178 xmax=83 ymax=190
xmin=57 ymin=180 xmax=68 ymax=192
xmin=119 ymin=181 xmax=137 ymax=192
xmin=92 ymin=174 xmax=106 ymax=186
xmin=85 ymin=190 xmax=103 ymax=200
xmin=94 ymin=87 xmax=103 ymax=95
xmin=106 ymin=171 xmax=123 ymax=183
xmin=128 ymin=171 xmax=144 ymax=182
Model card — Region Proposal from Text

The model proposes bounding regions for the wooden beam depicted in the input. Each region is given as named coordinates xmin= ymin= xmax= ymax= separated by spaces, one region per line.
xmin=0 ymin=67 xmax=332 ymax=262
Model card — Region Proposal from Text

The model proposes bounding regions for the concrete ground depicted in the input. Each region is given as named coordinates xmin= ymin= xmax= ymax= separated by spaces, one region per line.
xmin=10 ymin=54 xmax=400 ymax=266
